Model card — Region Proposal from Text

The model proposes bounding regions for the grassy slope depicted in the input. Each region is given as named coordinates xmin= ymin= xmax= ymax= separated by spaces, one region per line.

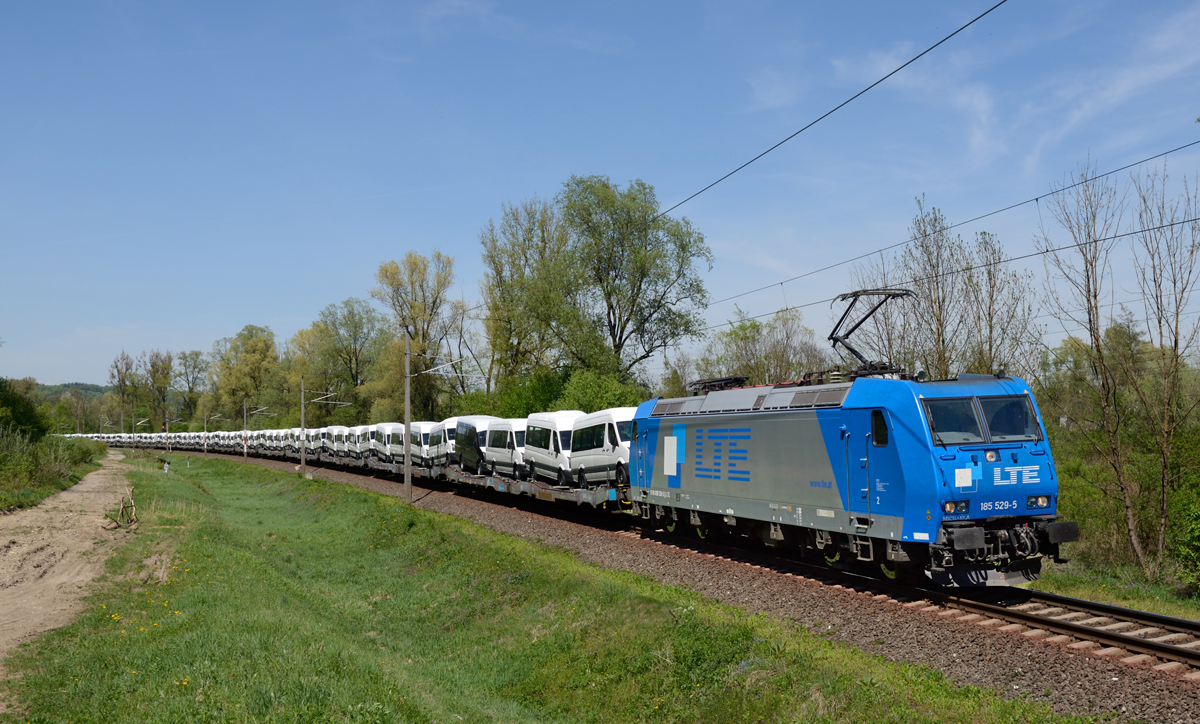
xmin=2 ymin=455 xmax=1090 ymax=724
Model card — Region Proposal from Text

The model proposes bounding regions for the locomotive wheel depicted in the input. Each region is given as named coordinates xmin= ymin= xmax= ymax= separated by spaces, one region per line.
xmin=823 ymin=550 xmax=841 ymax=567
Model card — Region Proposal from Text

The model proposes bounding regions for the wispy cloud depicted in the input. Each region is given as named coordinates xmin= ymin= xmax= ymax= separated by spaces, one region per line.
xmin=1025 ymin=2 xmax=1200 ymax=169
xmin=831 ymin=41 xmax=1005 ymax=164
xmin=746 ymin=66 xmax=803 ymax=111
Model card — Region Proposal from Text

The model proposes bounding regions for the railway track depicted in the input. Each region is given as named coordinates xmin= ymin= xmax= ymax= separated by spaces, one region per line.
xmin=170 ymin=449 xmax=1200 ymax=682
xmin=626 ymin=526 xmax=1200 ymax=680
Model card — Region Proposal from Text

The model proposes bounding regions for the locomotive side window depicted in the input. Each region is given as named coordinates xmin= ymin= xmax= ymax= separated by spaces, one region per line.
xmin=923 ymin=398 xmax=985 ymax=445
xmin=871 ymin=410 xmax=888 ymax=447
xmin=979 ymin=395 xmax=1041 ymax=442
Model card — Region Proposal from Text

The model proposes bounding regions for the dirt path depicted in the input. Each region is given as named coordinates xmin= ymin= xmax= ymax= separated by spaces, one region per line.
xmin=0 ymin=451 xmax=131 ymax=664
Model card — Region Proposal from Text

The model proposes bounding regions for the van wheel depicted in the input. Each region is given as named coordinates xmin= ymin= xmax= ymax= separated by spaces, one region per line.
xmin=615 ymin=464 xmax=627 ymax=488
xmin=558 ymin=469 xmax=570 ymax=488
xmin=528 ymin=462 xmax=537 ymax=482
xmin=577 ymin=469 xmax=587 ymax=489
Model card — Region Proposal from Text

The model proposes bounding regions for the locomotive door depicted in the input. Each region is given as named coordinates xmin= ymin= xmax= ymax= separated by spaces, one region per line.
xmin=847 ymin=410 xmax=873 ymax=524
xmin=848 ymin=408 xmax=898 ymax=529
xmin=635 ymin=423 xmax=647 ymax=488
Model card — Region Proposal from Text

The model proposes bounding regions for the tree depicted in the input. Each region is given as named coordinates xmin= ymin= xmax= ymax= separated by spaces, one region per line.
xmin=851 ymin=197 xmax=1038 ymax=378
xmin=1036 ymin=159 xmax=1145 ymax=568
xmin=555 ymin=176 xmax=713 ymax=377
xmin=697 ymin=308 xmax=829 ymax=385
xmin=140 ymin=350 xmax=174 ymax=430
xmin=371 ymin=251 xmax=455 ymax=356
xmin=108 ymin=351 xmax=134 ymax=433
xmin=316 ymin=298 xmax=389 ymax=395
xmin=658 ymin=350 xmax=696 ymax=398
xmin=0 ymin=377 xmax=46 ymax=439
xmin=963 ymin=231 xmax=1040 ymax=377
xmin=369 ymin=252 xmax=457 ymax=421
xmin=479 ymin=197 xmax=571 ymax=380
xmin=1126 ymin=166 xmax=1200 ymax=571
xmin=175 ymin=350 xmax=208 ymax=420
xmin=209 ymin=326 xmax=279 ymax=414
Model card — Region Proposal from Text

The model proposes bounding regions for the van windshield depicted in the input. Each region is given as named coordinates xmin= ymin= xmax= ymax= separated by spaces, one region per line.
xmin=421 ymin=433 xmax=429 ymax=446
xmin=559 ymin=430 xmax=572 ymax=451
xmin=616 ymin=421 xmax=632 ymax=442
xmin=514 ymin=431 xmax=525 ymax=447
xmin=923 ymin=398 xmax=985 ymax=445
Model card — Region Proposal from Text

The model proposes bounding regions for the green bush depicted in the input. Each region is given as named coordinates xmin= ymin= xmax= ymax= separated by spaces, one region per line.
xmin=0 ymin=377 xmax=47 ymax=439
xmin=0 ymin=428 xmax=107 ymax=509
xmin=551 ymin=369 xmax=647 ymax=413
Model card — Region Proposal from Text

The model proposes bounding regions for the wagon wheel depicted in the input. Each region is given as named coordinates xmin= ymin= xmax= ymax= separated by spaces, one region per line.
xmin=879 ymin=560 xmax=899 ymax=580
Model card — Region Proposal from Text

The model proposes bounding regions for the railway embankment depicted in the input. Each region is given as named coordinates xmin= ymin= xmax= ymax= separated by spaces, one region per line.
xmin=192 ymin=451 xmax=1200 ymax=723
xmin=3 ymin=453 xmax=1095 ymax=723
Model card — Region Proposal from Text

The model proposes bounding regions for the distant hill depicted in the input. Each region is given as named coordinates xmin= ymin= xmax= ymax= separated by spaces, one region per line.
xmin=37 ymin=382 xmax=112 ymax=402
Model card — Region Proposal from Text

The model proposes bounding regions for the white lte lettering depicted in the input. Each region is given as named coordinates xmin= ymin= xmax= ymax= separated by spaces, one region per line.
xmin=993 ymin=465 xmax=1040 ymax=485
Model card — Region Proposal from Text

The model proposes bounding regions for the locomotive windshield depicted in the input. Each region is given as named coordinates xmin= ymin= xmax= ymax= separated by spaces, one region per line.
xmin=924 ymin=394 xmax=1042 ymax=445
xmin=923 ymin=398 xmax=985 ymax=445
xmin=979 ymin=395 xmax=1041 ymax=442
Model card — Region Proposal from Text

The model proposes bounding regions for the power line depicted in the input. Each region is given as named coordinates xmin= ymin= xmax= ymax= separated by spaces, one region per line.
xmin=703 ymin=214 xmax=1200 ymax=332
xmin=655 ymin=0 xmax=1012 ymax=222
xmin=708 ymin=138 xmax=1200 ymax=308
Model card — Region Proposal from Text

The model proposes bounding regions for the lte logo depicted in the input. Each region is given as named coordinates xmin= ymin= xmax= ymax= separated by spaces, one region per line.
xmin=994 ymin=466 xmax=1040 ymax=485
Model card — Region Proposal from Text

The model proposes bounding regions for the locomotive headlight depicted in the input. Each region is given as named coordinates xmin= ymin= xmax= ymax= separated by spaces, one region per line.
xmin=943 ymin=501 xmax=969 ymax=514
xmin=943 ymin=501 xmax=955 ymax=514
xmin=985 ymin=449 xmax=999 ymax=463
xmin=1027 ymin=495 xmax=1051 ymax=509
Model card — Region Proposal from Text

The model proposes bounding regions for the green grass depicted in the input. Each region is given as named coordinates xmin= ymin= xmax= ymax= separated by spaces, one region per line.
xmin=2 ymin=455 xmax=1095 ymax=724
xmin=1028 ymin=559 xmax=1200 ymax=622
xmin=0 ymin=430 xmax=106 ymax=510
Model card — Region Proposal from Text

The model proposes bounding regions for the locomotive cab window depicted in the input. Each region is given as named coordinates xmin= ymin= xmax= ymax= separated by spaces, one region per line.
xmin=922 ymin=397 xmax=985 ymax=446
xmin=871 ymin=410 xmax=888 ymax=447
xmin=978 ymin=395 xmax=1041 ymax=442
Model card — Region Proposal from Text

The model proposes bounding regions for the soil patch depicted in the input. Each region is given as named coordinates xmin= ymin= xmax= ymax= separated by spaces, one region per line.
xmin=0 ymin=451 xmax=132 ymax=668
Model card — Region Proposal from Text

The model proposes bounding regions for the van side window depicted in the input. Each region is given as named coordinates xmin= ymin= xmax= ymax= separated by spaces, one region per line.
xmin=552 ymin=433 xmax=560 ymax=454
xmin=871 ymin=410 xmax=889 ymax=447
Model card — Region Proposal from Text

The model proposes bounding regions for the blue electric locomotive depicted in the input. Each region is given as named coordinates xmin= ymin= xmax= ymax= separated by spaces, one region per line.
xmin=628 ymin=372 xmax=1079 ymax=586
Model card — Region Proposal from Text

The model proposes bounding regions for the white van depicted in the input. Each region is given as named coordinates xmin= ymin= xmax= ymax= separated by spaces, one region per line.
xmin=455 ymin=415 xmax=500 ymax=474
xmin=327 ymin=425 xmax=350 ymax=461
xmin=407 ymin=422 xmax=436 ymax=467
xmin=438 ymin=417 xmax=460 ymax=465
xmin=523 ymin=410 xmax=585 ymax=486
xmin=569 ymin=407 xmax=636 ymax=488
xmin=350 ymin=425 xmax=371 ymax=465
xmin=374 ymin=423 xmax=405 ymax=466
xmin=483 ymin=418 xmax=527 ymax=479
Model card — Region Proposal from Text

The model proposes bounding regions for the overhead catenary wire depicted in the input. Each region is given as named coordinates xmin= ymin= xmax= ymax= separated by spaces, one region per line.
xmin=702 ymin=214 xmax=1200 ymax=332
xmin=654 ymin=1 xmax=1011 ymax=223
xmin=707 ymin=138 xmax=1200 ymax=308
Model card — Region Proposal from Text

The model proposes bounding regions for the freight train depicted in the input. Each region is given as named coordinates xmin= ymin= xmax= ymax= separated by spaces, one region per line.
xmin=79 ymin=291 xmax=1079 ymax=586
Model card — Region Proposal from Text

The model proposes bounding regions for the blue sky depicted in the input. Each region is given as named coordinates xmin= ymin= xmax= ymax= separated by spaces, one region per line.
xmin=3 ymin=0 xmax=1199 ymax=384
